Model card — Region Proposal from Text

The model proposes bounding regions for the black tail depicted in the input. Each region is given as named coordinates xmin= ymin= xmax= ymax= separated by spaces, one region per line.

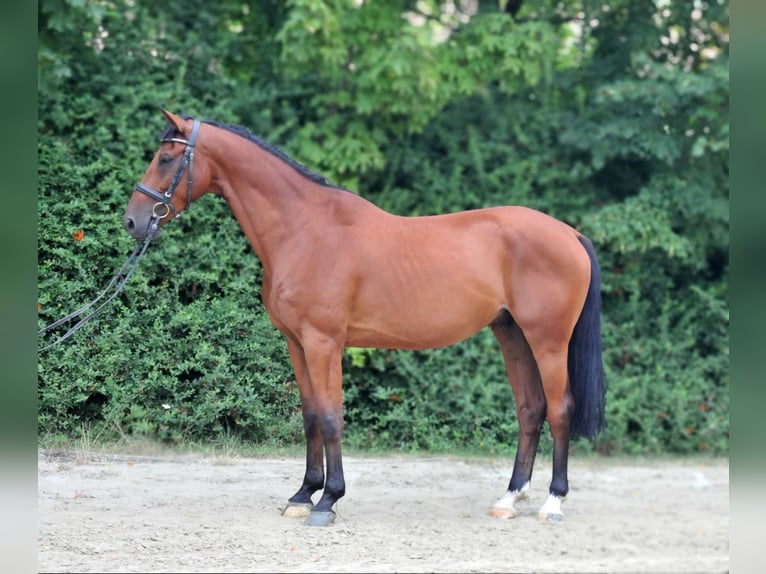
xmin=567 ymin=235 xmax=606 ymax=440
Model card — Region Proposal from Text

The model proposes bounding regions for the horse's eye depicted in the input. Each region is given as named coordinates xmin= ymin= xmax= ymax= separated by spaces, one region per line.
xmin=159 ymin=155 xmax=174 ymax=165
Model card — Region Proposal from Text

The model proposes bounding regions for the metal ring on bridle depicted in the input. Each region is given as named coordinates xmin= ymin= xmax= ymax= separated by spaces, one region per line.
xmin=152 ymin=202 xmax=171 ymax=219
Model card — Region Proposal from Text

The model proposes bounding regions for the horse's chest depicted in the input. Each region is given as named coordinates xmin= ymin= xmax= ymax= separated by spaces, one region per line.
xmin=260 ymin=274 xmax=323 ymax=336
xmin=260 ymin=279 xmax=288 ymax=332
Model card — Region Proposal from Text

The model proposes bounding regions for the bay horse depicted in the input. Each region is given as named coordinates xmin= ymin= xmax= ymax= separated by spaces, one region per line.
xmin=124 ymin=110 xmax=606 ymax=526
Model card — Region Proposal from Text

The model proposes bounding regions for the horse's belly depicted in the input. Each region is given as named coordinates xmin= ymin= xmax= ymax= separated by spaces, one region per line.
xmin=345 ymin=291 xmax=502 ymax=350
xmin=343 ymin=225 xmax=509 ymax=349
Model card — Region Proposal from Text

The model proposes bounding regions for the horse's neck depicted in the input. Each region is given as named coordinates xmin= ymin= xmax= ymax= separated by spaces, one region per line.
xmin=205 ymin=133 xmax=364 ymax=273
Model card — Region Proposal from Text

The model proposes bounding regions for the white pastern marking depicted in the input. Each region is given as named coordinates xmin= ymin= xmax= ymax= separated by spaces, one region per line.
xmin=538 ymin=494 xmax=563 ymax=518
xmin=492 ymin=481 xmax=530 ymax=510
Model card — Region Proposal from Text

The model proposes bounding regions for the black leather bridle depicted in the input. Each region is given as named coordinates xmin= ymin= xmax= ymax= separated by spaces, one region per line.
xmin=134 ymin=118 xmax=201 ymax=220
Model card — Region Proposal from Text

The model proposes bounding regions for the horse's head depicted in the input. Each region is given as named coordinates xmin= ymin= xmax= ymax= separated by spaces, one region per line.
xmin=124 ymin=109 xmax=212 ymax=240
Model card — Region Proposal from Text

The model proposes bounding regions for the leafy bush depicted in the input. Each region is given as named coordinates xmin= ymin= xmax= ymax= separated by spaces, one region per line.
xmin=38 ymin=0 xmax=728 ymax=456
xmin=342 ymin=331 xmax=524 ymax=454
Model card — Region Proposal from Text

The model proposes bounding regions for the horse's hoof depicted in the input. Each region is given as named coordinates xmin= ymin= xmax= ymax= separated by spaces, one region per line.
xmin=489 ymin=507 xmax=518 ymax=519
xmin=489 ymin=487 xmax=527 ymax=519
xmin=282 ymin=502 xmax=314 ymax=518
xmin=304 ymin=510 xmax=336 ymax=527
xmin=538 ymin=512 xmax=563 ymax=522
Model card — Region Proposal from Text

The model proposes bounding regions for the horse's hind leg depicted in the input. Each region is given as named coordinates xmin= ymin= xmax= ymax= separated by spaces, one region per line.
xmin=489 ymin=312 xmax=547 ymax=519
xmin=533 ymin=345 xmax=575 ymax=522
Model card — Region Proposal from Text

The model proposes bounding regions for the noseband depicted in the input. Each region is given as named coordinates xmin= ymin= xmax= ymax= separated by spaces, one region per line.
xmin=134 ymin=119 xmax=201 ymax=219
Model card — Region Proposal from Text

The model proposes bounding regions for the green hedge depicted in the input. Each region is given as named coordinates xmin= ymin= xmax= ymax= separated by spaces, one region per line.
xmin=38 ymin=0 xmax=729 ymax=456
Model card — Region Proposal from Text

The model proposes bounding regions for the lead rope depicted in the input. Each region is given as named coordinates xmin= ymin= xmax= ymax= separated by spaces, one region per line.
xmin=37 ymin=216 xmax=161 ymax=353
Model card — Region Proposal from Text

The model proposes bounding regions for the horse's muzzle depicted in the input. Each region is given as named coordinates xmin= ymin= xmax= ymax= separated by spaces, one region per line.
xmin=124 ymin=215 xmax=160 ymax=240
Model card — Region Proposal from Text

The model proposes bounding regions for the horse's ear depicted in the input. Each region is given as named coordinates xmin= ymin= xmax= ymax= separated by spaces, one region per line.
xmin=160 ymin=109 xmax=192 ymax=136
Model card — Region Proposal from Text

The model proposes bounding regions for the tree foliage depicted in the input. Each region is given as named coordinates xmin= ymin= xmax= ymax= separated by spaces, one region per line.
xmin=38 ymin=0 xmax=729 ymax=455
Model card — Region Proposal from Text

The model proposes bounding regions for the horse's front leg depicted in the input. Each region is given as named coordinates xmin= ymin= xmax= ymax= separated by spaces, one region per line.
xmin=302 ymin=332 xmax=346 ymax=526
xmin=282 ymin=338 xmax=325 ymax=518
xmin=283 ymin=333 xmax=346 ymax=527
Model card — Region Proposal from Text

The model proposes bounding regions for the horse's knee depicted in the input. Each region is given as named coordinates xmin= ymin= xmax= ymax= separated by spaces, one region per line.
xmin=319 ymin=411 xmax=344 ymax=440
xmin=302 ymin=408 xmax=321 ymax=436
xmin=304 ymin=407 xmax=344 ymax=440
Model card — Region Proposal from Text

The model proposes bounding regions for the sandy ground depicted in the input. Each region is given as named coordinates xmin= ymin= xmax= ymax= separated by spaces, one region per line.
xmin=38 ymin=450 xmax=728 ymax=573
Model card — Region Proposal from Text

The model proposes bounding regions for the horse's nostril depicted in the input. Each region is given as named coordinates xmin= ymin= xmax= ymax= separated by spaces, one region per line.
xmin=124 ymin=217 xmax=135 ymax=231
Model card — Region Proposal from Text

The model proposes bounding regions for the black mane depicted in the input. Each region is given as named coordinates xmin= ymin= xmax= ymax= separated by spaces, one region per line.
xmin=160 ymin=117 xmax=339 ymax=190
